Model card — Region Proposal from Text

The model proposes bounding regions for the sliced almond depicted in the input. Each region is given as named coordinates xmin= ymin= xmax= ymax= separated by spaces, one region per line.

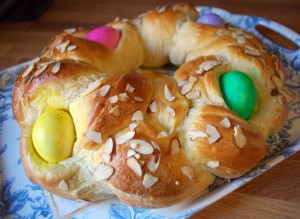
xmin=104 ymin=137 xmax=114 ymax=155
xmin=220 ymin=117 xmax=231 ymax=128
xmin=143 ymin=173 xmax=158 ymax=188
xmin=22 ymin=64 xmax=34 ymax=78
xmin=102 ymin=153 xmax=112 ymax=163
xmin=134 ymin=96 xmax=143 ymax=102
xmin=134 ymin=153 xmax=141 ymax=159
xmin=245 ymin=47 xmax=260 ymax=56
xmin=181 ymin=166 xmax=194 ymax=180
xmin=58 ymin=180 xmax=68 ymax=191
xmin=164 ymin=84 xmax=175 ymax=102
xmin=237 ymin=36 xmax=246 ymax=44
xmin=29 ymin=57 xmax=40 ymax=64
xmin=169 ymin=137 xmax=180 ymax=155
xmin=56 ymin=40 xmax=70 ymax=53
xmin=129 ymin=122 xmax=138 ymax=131
xmin=177 ymin=79 xmax=187 ymax=87
xmin=86 ymin=130 xmax=102 ymax=143
xmin=99 ymin=84 xmax=111 ymax=97
xmin=148 ymin=149 xmax=160 ymax=173
xmin=207 ymin=160 xmax=220 ymax=168
xmin=196 ymin=60 xmax=220 ymax=75
xmin=126 ymin=157 xmax=142 ymax=176
xmin=67 ymin=45 xmax=77 ymax=51
xmin=156 ymin=131 xmax=168 ymax=139
xmin=149 ymin=100 xmax=158 ymax=113
xmin=234 ymin=125 xmax=247 ymax=148
xmin=64 ymin=28 xmax=76 ymax=34
xmin=186 ymin=89 xmax=200 ymax=100
xmin=126 ymin=84 xmax=135 ymax=93
xmin=34 ymin=64 xmax=48 ymax=77
xmin=206 ymin=124 xmax=221 ymax=144
xmin=108 ymin=95 xmax=119 ymax=104
xmin=81 ymin=79 xmax=101 ymax=97
xmin=119 ymin=93 xmax=129 ymax=102
xmin=175 ymin=181 xmax=180 ymax=186
xmin=165 ymin=106 xmax=175 ymax=116
xmin=128 ymin=139 xmax=154 ymax=155
xmin=188 ymin=130 xmax=207 ymax=140
xmin=109 ymin=105 xmax=120 ymax=117
xmin=181 ymin=76 xmax=197 ymax=95
xmin=127 ymin=149 xmax=136 ymax=158
xmin=131 ymin=110 xmax=143 ymax=121
xmin=51 ymin=61 xmax=61 ymax=74
xmin=115 ymin=131 xmax=135 ymax=145
xmin=93 ymin=163 xmax=114 ymax=181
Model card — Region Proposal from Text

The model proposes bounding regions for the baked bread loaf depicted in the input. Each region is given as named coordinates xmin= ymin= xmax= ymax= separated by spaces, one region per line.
xmin=12 ymin=3 xmax=288 ymax=208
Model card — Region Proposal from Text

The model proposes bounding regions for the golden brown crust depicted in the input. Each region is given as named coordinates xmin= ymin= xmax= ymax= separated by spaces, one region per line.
xmin=12 ymin=3 xmax=290 ymax=208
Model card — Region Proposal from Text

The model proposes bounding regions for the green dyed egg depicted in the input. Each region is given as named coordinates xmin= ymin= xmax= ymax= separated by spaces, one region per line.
xmin=219 ymin=71 xmax=257 ymax=120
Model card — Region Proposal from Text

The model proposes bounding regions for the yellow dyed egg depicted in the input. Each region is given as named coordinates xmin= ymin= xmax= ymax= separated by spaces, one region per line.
xmin=32 ymin=109 xmax=76 ymax=163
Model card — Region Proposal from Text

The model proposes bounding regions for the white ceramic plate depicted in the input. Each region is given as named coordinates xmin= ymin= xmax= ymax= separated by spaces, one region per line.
xmin=0 ymin=6 xmax=299 ymax=219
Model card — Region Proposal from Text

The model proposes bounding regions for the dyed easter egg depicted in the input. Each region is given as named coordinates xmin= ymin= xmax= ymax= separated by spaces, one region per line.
xmin=32 ymin=109 xmax=76 ymax=163
xmin=197 ymin=13 xmax=225 ymax=27
xmin=86 ymin=26 xmax=121 ymax=50
xmin=219 ymin=71 xmax=257 ymax=120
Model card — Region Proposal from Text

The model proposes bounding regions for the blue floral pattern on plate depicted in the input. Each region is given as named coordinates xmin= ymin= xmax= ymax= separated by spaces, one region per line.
xmin=0 ymin=6 xmax=299 ymax=219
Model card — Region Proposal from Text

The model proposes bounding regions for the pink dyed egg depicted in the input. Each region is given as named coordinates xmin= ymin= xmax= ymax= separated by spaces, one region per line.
xmin=86 ymin=26 xmax=121 ymax=50
xmin=197 ymin=13 xmax=225 ymax=27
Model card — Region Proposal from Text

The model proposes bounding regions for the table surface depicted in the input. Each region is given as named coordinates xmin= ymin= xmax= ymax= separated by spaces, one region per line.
xmin=0 ymin=0 xmax=299 ymax=218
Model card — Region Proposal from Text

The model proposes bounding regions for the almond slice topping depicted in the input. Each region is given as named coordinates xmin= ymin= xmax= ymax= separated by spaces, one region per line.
xmin=134 ymin=96 xmax=143 ymax=102
xmin=51 ymin=61 xmax=61 ymax=74
xmin=22 ymin=64 xmax=34 ymax=78
xmin=207 ymin=160 xmax=220 ymax=168
xmin=164 ymin=84 xmax=175 ymax=102
xmin=181 ymin=166 xmax=194 ymax=180
xmin=104 ymin=137 xmax=114 ymax=155
xmin=186 ymin=89 xmax=200 ymax=100
xmin=58 ymin=180 xmax=69 ymax=191
xmin=86 ymin=130 xmax=102 ymax=143
xmin=181 ymin=76 xmax=197 ymax=95
xmin=67 ymin=45 xmax=77 ymax=51
xmin=220 ymin=117 xmax=231 ymax=128
xmin=115 ymin=131 xmax=135 ymax=145
xmin=127 ymin=157 xmax=142 ymax=176
xmin=129 ymin=122 xmax=138 ymax=131
xmin=127 ymin=149 xmax=136 ymax=158
xmin=149 ymin=101 xmax=158 ymax=113
xmin=234 ymin=125 xmax=247 ymax=148
xmin=148 ymin=148 xmax=161 ymax=172
xmin=177 ymin=79 xmax=187 ymax=87
xmin=56 ymin=40 xmax=70 ymax=53
xmin=206 ymin=124 xmax=221 ymax=144
xmin=245 ymin=47 xmax=260 ymax=56
xmin=156 ymin=131 xmax=168 ymax=138
xmin=131 ymin=110 xmax=143 ymax=121
xmin=126 ymin=84 xmax=135 ymax=93
xmin=119 ymin=93 xmax=129 ymax=102
xmin=81 ymin=79 xmax=101 ymax=97
xmin=188 ymin=130 xmax=208 ymax=140
xmin=34 ymin=64 xmax=48 ymax=77
xmin=64 ymin=28 xmax=76 ymax=34
xmin=128 ymin=139 xmax=154 ymax=155
xmin=109 ymin=105 xmax=120 ymax=117
xmin=165 ymin=106 xmax=175 ymax=116
xmin=108 ymin=95 xmax=119 ymax=103
xmin=143 ymin=173 xmax=158 ymax=188
xmin=93 ymin=163 xmax=114 ymax=181
xmin=196 ymin=60 xmax=220 ymax=75
xmin=99 ymin=84 xmax=111 ymax=97
xmin=102 ymin=153 xmax=111 ymax=163
xmin=237 ymin=36 xmax=246 ymax=44
xmin=169 ymin=137 xmax=180 ymax=155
